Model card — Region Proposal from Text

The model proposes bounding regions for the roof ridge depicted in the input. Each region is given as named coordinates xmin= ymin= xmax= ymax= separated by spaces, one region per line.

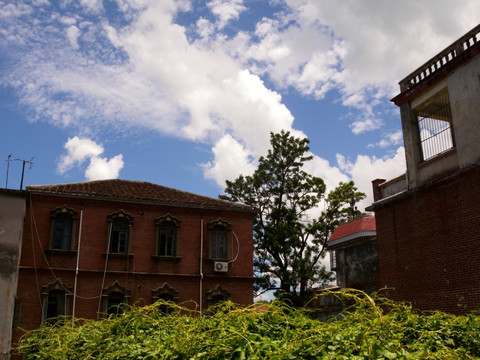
xmin=26 ymin=179 xmax=253 ymax=212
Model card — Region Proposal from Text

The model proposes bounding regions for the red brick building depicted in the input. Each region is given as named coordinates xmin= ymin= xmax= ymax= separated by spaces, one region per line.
xmin=368 ymin=25 xmax=480 ymax=313
xmin=12 ymin=179 xmax=255 ymax=345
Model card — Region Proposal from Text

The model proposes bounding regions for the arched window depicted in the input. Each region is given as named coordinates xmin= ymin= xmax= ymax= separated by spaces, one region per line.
xmin=42 ymin=279 xmax=71 ymax=322
xmin=107 ymin=211 xmax=133 ymax=254
xmin=50 ymin=206 xmax=78 ymax=250
xmin=206 ymin=284 xmax=230 ymax=308
xmin=102 ymin=281 xmax=130 ymax=317
xmin=208 ymin=219 xmax=231 ymax=260
xmin=106 ymin=292 xmax=125 ymax=316
xmin=155 ymin=215 xmax=180 ymax=257
xmin=152 ymin=283 xmax=179 ymax=313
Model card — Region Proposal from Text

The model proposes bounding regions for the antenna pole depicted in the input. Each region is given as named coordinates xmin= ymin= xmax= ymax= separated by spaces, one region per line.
xmin=5 ymin=154 xmax=12 ymax=189
xmin=20 ymin=160 xmax=26 ymax=190
xmin=9 ymin=156 xmax=34 ymax=190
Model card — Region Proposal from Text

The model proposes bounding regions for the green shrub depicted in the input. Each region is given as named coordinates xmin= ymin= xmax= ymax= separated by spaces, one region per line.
xmin=15 ymin=290 xmax=480 ymax=359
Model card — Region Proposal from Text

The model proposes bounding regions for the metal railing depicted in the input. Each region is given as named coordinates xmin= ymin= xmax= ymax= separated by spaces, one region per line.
xmin=416 ymin=90 xmax=455 ymax=161
xmin=399 ymin=25 xmax=480 ymax=91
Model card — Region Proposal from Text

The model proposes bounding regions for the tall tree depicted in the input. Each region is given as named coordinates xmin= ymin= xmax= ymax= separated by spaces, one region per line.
xmin=221 ymin=131 xmax=365 ymax=304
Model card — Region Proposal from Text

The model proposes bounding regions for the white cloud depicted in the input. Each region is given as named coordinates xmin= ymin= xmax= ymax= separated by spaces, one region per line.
xmin=58 ymin=136 xmax=103 ymax=174
xmin=221 ymin=0 xmax=480 ymax=134
xmin=350 ymin=117 xmax=383 ymax=135
xmin=66 ymin=25 xmax=80 ymax=49
xmin=304 ymin=154 xmax=350 ymax=194
xmin=79 ymin=0 xmax=102 ymax=13
xmin=202 ymin=133 xmax=256 ymax=186
xmin=369 ymin=130 xmax=403 ymax=148
xmin=58 ymin=137 xmax=124 ymax=180
xmin=85 ymin=154 xmax=124 ymax=181
xmin=336 ymin=147 xmax=407 ymax=211
xmin=207 ymin=0 xmax=246 ymax=29
xmin=1 ymin=0 xmax=478 ymax=191
xmin=282 ymin=0 xmax=480 ymax=98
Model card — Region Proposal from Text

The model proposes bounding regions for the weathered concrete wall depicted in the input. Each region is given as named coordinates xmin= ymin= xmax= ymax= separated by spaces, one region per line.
xmin=333 ymin=237 xmax=378 ymax=294
xmin=399 ymin=54 xmax=480 ymax=190
xmin=447 ymin=55 xmax=480 ymax=168
xmin=0 ymin=191 xmax=26 ymax=360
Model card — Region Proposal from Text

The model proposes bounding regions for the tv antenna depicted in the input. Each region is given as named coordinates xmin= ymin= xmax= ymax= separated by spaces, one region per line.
xmin=5 ymin=155 xmax=34 ymax=190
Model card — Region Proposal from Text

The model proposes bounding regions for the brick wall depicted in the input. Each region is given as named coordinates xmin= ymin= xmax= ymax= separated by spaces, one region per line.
xmin=375 ymin=165 xmax=480 ymax=314
xmin=13 ymin=193 xmax=254 ymax=345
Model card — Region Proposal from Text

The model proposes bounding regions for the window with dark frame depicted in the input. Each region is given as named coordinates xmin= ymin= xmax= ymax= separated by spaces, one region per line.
xmin=102 ymin=281 xmax=129 ymax=318
xmin=159 ymin=227 xmax=176 ymax=256
xmin=44 ymin=290 xmax=66 ymax=321
xmin=208 ymin=218 xmax=231 ymax=260
xmin=106 ymin=292 xmax=125 ymax=317
xmin=107 ymin=211 xmax=133 ymax=254
xmin=210 ymin=229 xmax=227 ymax=259
xmin=206 ymin=284 xmax=230 ymax=309
xmin=152 ymin=283 xmax=179 ymax=314
xmin=110 ymin=220 xmax=129 ymax=253
xmin=52 ymin=217 xmax=73 ymax=250
xmin=155 ymin=215 xmax=180 ymax=257
xmin=50 ymin=206 xmax=77 ymax=250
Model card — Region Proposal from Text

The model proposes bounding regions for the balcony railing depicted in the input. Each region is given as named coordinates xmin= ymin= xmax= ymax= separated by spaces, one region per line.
xmin=399 ymin=24 xmax=480 ymax=91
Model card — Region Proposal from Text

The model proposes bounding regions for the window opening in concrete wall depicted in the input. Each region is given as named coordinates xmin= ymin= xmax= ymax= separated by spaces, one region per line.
xmin=330 ymin=250 xmax=337 ymax=270
xmin=415 ymin=89 xmax=455 ymax=161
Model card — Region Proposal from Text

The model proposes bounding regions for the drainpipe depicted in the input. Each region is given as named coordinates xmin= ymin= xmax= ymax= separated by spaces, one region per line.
xmin=72 ymin=209 xmax=83 ymax=323
xmin=199 ymin=218 xmax=204 ymax=315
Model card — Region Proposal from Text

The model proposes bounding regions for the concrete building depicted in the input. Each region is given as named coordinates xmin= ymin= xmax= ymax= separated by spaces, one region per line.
xmin=328 ymin=216 xmax=378 ymax=294
xmin=9 ymin=179 xmax=255 ymax=349
xmin=368 ymin=24 xmax=480 ymax=313
xmin=0 ymin=190 xmax=26 ymax=360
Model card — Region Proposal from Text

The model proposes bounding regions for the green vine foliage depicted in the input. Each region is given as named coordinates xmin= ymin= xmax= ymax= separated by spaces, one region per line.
xmin=15 ymin=290 xmax=480 ymax=359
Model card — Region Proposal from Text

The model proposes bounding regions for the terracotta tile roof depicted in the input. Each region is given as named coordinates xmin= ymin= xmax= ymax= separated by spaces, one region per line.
xmin=328 ymin=216 xmax=376 ymax=243
xmin=27 ymin=179 xmax=254 ymax=212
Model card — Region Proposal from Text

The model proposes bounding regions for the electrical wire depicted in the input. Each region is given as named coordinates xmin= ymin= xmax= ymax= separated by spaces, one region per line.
xmin=228 ymin=231 xmax=240 ymax=264
xmin=97 ymin=222 xmax=112 ymax=319
xmin=29 ymin=195 xmax=102 ymax=300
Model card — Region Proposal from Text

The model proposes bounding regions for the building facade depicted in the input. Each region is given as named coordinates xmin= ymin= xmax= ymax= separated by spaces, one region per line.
xmin=0 ymin=190 xmax=27 ymax=360
xmin=368 ymin=25 xmax=480 ymax=313
xmin=11 ymin=179 xmax=255 ymax=347
xmin=328 ymin=217 xmax=378 ymax=294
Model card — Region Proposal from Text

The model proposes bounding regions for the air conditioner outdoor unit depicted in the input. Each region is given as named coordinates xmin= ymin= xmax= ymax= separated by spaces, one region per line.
xmin=214 ymin=261 xmax=228 ymax=272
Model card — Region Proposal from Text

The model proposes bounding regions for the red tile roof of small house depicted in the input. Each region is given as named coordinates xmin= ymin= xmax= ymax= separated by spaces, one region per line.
xmin=328 ymin=216 xmax=376 ymax=243
xmin=27 ymin=179 xmax=254 ymax=212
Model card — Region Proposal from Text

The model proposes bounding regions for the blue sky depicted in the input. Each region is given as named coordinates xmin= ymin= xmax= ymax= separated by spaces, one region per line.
xmin=1 ymin=0 xmax=479 ymax=211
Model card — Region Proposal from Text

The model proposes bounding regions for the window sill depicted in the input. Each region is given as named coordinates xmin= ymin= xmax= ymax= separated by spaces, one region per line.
xmin=151 ymin=255 xmax=182 ymax=263
xmin=102 ymin=252 xmax=134 ymax=258
xmin=418 ymin=147 xmax=457 ymax=168
xmin=205 ymin=258 xmax=230 ymax=263
xmin=45 ymin=249 xmax=77 ymax=256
